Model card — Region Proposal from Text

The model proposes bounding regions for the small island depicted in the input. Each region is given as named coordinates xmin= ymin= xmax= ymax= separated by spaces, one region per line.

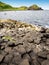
xmin=0 ymin=1 xmax=43 ymax=11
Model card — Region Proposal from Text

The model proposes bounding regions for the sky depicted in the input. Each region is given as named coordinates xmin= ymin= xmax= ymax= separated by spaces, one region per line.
xmin=0 ymin=0 xmax=49 ymax=10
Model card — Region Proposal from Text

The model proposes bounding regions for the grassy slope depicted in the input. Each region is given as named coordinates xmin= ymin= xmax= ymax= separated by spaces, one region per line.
xmin=0 ymin=1 xmax=27 ymax=11
xmin=0 ymin=1 xmax=43 ymax=11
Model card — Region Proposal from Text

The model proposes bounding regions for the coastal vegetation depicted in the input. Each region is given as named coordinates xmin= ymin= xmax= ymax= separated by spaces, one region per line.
xmin=0 ymin=1 xmax=43 ymax=11
xmin=28 ymin=4 xmax=43 ymax=10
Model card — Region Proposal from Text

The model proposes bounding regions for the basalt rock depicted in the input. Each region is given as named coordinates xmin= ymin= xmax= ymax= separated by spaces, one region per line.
xmin=0 ymin=19 xmax=49 ymax=65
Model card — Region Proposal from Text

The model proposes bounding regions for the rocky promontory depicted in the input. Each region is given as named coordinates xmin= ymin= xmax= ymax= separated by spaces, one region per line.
xmin=0 ymin=19 xmax=49 ymax=65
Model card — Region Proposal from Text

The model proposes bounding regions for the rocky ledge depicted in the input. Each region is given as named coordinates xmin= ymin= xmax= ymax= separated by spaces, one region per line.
xmin=0 ymin=19 xmax=49 ymax=65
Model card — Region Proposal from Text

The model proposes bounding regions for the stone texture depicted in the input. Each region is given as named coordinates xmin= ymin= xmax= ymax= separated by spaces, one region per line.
xmin=0 ymin=19 xmax=49 ymax=65
xmin=20 ymin=59 xmax=29 ymax=65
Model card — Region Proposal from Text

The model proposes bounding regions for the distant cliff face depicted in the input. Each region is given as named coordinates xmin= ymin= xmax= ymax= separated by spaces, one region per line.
xmin=28 ymin=4 xmax=43 ymax=10
xmin=0 ymin=1 xmax=43 ymax=11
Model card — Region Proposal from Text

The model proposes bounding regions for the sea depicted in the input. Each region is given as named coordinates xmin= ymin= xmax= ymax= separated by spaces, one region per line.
xmin=0 ymin=10 xmax=49 ymax=28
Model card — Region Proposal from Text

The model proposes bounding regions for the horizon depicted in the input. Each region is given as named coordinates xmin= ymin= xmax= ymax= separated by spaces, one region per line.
xmin=0 ymin=0 xmax=49 ymax=10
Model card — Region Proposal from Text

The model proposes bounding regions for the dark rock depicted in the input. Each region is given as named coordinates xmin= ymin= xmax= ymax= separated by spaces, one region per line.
xmin=40 ymin=27 xmax=46 ymax=33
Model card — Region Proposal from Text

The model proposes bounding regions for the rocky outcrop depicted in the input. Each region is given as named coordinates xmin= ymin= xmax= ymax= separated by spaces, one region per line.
xmin=0 ymin=19 xmax=49 ymax=65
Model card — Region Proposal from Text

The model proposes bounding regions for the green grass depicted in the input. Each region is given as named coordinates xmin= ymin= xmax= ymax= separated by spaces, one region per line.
xmin=0 ymin=1 xmax=43 ymax=11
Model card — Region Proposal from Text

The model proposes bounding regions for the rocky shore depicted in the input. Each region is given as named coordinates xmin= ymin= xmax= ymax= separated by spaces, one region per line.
xmin=0 ymin=19 xmax=49 ymax=65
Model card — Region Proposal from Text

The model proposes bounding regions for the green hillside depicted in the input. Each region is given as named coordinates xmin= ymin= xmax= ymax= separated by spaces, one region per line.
xmin=0 ymin=1 xmax=43 ymax=11
xmin=0 ymin=1 xmax=13 ymax=10
xmin=28 ymin=4 xmax=43 ymax=10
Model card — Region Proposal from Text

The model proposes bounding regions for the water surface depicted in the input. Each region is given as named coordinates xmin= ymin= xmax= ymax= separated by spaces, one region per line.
xmin=0 ymin=10 xmax=49 ymax=27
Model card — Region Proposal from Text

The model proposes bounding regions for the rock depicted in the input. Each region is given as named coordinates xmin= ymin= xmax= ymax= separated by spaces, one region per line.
xmin=0 ymin=63 xmax=7 ymax=65
xmin=41 ymin=60 xmax=49 ymax=65
xmin=43 ymin=33 xmax=49 ymax=38
xmin=9 ymin=63 xmax=15 ymax=65
xmin=40 ymin=27 xmax=46 ymax=33
xmin=20 ymin=59 xmax=29 ymax=65
xmin=34 ymin=37 xmax=41 ymax=44
xmin=37 ymin=57 xmax=44 ymax=64
xmin=32 ymin=59 xmax=40 ymax=65
xmin=16 ymin=45 xmax=26 ymax=54
xmin=12 ymin=53 xmax=21 ymax=64
xmin=4 ymin=47 xmax=12 ymax=53
xmin=29 ymin=51 xmax=36 ymax=60
xmin=47 ymin=54 xmax=49 ymax=59
xmin=30 ymin=51 xmax=40 ymax=65
xmin=22 ymin=54 xmax=31 ymax=61
xmin=4 ymin=54 xmax=13 ymax=63
xmin=23 ymin=43 xmax=32 ymax=52
xmin=46 ymin=28 xmax=49 ymax=33
xmin=0 ymin=19 xmax=49 ymax=65
xmin=46 ymin=39 xmax=49 ymax=44
xmin=33 ymin=44 xmax=42 ymax=53
xmin=0 ymin=54 xmax=4 ymax=63
xmin=1 ymin=45 xmax=5 ymax=50
xmin=38 ymin=51 xmax=47 ymax=59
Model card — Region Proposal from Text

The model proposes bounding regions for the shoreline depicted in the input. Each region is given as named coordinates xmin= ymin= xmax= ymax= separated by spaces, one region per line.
xmin=0 ymin=19 xmax=47 ymax=31
xmin=0 ymin=19 xmax=49 ymax=65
